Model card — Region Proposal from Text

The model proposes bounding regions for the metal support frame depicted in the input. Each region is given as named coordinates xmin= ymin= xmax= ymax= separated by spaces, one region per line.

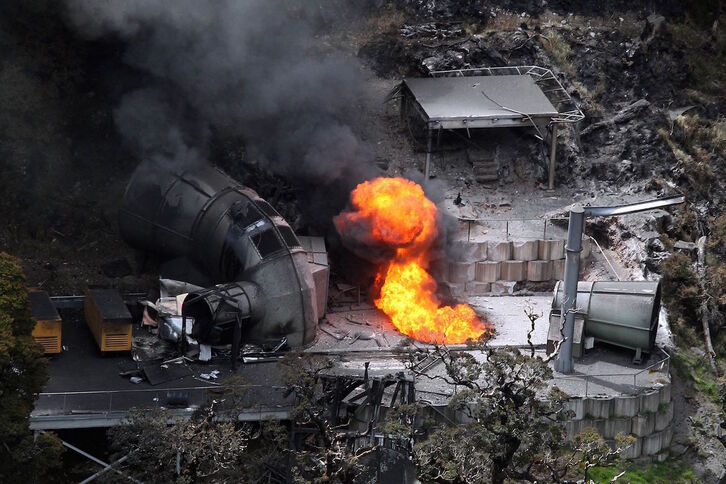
xmin=404 ymin=66 xmax=584 ymax=187
xmin=59 ymin=438 xmax=141 ymax=484
xmin=555 ymin=205 xmax=584 ymax=374
xmin=548 ymin=123 xmax=558 ymax=190
xmin=554 ymin=195 xmax=685 ymax=374
xmin=424 ymin=126 xmax=433 ymax=182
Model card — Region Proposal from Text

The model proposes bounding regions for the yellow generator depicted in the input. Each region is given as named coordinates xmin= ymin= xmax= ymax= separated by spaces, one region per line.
xmin=84 ymin=289 xmax=132 ymax=353
xmin=29 ymin=290 xmax=62 ymax=354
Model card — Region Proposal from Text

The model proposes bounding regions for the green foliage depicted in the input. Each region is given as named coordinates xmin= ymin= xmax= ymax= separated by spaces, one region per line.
xmin=0 ymin=252 xmax=34 ymax=332
xmin=541 ymin=31 xmax=575 ymax=75
xmin=587 ymin=458 xmax=699 ymax=483
xmin=575 ymin=427 xmax=634 ymax=482
xmin=707 ymin=214 xmax=726 ymax=259
xmin=672 ymin=351 xmax=721 ymax=403
xmin=670 ymin=14 xmax=726 ymax=96
xmin=660 ymin=252 xmax=702 ymax=332
xmin=413 ymin=346 xmax=577 ymax=483
xmin=0 ymin=252 xmax=63 ymax=482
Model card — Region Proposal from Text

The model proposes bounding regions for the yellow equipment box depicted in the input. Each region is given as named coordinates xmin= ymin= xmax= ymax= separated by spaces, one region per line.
xmin=84 ymin=288 xmax=132 ymax=353
xmin=29 ymin=290 xmax=62 ymax=354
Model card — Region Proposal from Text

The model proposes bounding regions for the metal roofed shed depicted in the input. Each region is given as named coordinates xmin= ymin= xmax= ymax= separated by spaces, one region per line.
xmin=400 ymin=66 xmax=584 ymax=189
xmin=30 ymin=290 xmax=62 ymax=354
xmin=403 ymin=75 xmax=559 ymax=129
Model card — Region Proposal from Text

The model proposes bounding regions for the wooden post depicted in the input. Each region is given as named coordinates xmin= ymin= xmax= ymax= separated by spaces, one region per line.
xmin=548 ymin=123 xmax=558 ymax=190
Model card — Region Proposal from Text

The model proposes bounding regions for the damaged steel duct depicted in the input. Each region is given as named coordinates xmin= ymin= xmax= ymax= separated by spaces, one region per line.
xmin=119 ymin=161 xmax=320 ymax=347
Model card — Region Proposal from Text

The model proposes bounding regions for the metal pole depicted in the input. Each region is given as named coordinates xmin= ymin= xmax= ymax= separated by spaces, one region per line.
xmin=180 ymin=315 xmax=187 ymax=354
xmin=555 ymin=204 xmax=584 ymax=374
xmin=548 ymin=123 xmax=558 ymax=190
xmin=60 ymin=439 xmax=141 ymax=483
xmin=79 ymin=455 xmax=132 ymax=484
xmin=424 ymin=126 xmax=433 ymax=182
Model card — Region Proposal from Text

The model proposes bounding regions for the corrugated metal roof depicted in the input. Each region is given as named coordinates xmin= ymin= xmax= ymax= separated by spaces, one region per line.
xmin=404 ymin=74 xmax=558 ymax=121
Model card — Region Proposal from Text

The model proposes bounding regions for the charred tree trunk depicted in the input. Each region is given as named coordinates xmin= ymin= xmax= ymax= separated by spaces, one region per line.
xmin=696 ymin=236 xmax=717 ymax=371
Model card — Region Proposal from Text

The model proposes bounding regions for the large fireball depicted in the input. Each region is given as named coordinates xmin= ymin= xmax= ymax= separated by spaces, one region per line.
xmin=334 ymin=177 xmax=488 ymax=344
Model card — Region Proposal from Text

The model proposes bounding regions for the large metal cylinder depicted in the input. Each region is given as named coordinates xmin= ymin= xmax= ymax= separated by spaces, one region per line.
xmin=551 ymin=280 xmax=661 ymax=354
xmin=119 ymin=161 xmax=319 ymax=347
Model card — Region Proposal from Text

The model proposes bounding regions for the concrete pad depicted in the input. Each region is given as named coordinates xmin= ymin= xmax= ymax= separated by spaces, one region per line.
xmin=487 ymin=241 xmax=512 ymax=261
xmin=527 ymin=260 xmax=552 ymax=281
xmin=465 ymin=281 xmax=490 ymax=296
xmin=613 ymin=394 xmax=640 ymax=418
xmin=548 ymin=347 xmax=670 ymax=399
xmin=475 ymin=261 xmax=500 ymax=282
xmin=449 ymin=261 xmax=475 ymax=283
xmin=512 ymin=240 xmax=538 ymax=261
xmin=500 ymin=260 xmax=527 ymax=281
xmin=539 ymin=239 xmax=565 ymax=260
xmin=655 ymin=402 xmax=673 ymax=432
xmin=551 ymin=259 xmax=565 ymax=280
xmin=466 ymin=295 xmax=551 ymax=347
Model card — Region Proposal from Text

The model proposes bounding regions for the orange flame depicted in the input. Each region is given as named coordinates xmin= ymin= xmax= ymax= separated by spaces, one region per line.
xmin=335 ymin=177 xmax=488 ymax=344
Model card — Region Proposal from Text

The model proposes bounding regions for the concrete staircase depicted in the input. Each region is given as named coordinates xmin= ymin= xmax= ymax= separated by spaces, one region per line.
xmin=472 ymin=158 xmax=499 ymax=183
xmin=467 ymin=148 xmax=499 ymax=183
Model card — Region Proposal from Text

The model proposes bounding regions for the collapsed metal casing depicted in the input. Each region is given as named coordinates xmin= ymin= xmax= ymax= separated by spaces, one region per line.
xmin=551 ymin=280 xmax=661 ymax=355
xmin=119 ymin=161 xmax=320 ymax=347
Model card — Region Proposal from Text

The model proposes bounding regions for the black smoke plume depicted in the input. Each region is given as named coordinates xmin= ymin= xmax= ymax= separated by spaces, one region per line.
xmin=64 ymin=0 xmax=376 ymax=187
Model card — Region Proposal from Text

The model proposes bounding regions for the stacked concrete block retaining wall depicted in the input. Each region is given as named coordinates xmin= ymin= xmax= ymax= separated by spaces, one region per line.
xmin=563 ymin=383 xmax=673 ymax=459
xmin=421 ymin=380 xmax=673 ymax=461
xmin=438 ymin=236 xmax=592 ymax=296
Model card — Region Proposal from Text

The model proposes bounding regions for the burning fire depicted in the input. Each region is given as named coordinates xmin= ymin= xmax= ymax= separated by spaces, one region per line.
xmin=334 ymin=177 xmax=488 ymax=344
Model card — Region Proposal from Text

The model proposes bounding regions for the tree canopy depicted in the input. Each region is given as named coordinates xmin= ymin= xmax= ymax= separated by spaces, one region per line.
xmin=0 ymin=252 xmax=63 ymax=482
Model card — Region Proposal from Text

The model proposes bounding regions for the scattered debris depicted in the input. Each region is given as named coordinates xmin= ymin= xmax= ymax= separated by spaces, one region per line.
xmin=199 ymin=370 xmax=220 ymax=380
xmin=199 ymin=344 xmax=212 ymax=362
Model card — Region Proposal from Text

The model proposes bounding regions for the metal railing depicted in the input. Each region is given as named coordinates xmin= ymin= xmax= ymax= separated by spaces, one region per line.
xmin=33 ymin=384 xmax=291 ymax=417
xmin=430 ymin=66 xmax=586 ymax=124
xmin=550 ymin=348 xmax=671 ymax=398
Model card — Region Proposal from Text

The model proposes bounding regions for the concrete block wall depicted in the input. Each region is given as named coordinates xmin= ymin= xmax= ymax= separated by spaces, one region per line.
xmin=563 ymin=383 xmax=674 ymax=459
xmin=437 ymin=236 xmax=592 ymax=295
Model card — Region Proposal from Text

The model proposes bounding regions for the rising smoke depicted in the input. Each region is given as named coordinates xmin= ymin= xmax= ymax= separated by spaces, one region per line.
xmin=64 ymin=0 xmax=376 ymax=186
